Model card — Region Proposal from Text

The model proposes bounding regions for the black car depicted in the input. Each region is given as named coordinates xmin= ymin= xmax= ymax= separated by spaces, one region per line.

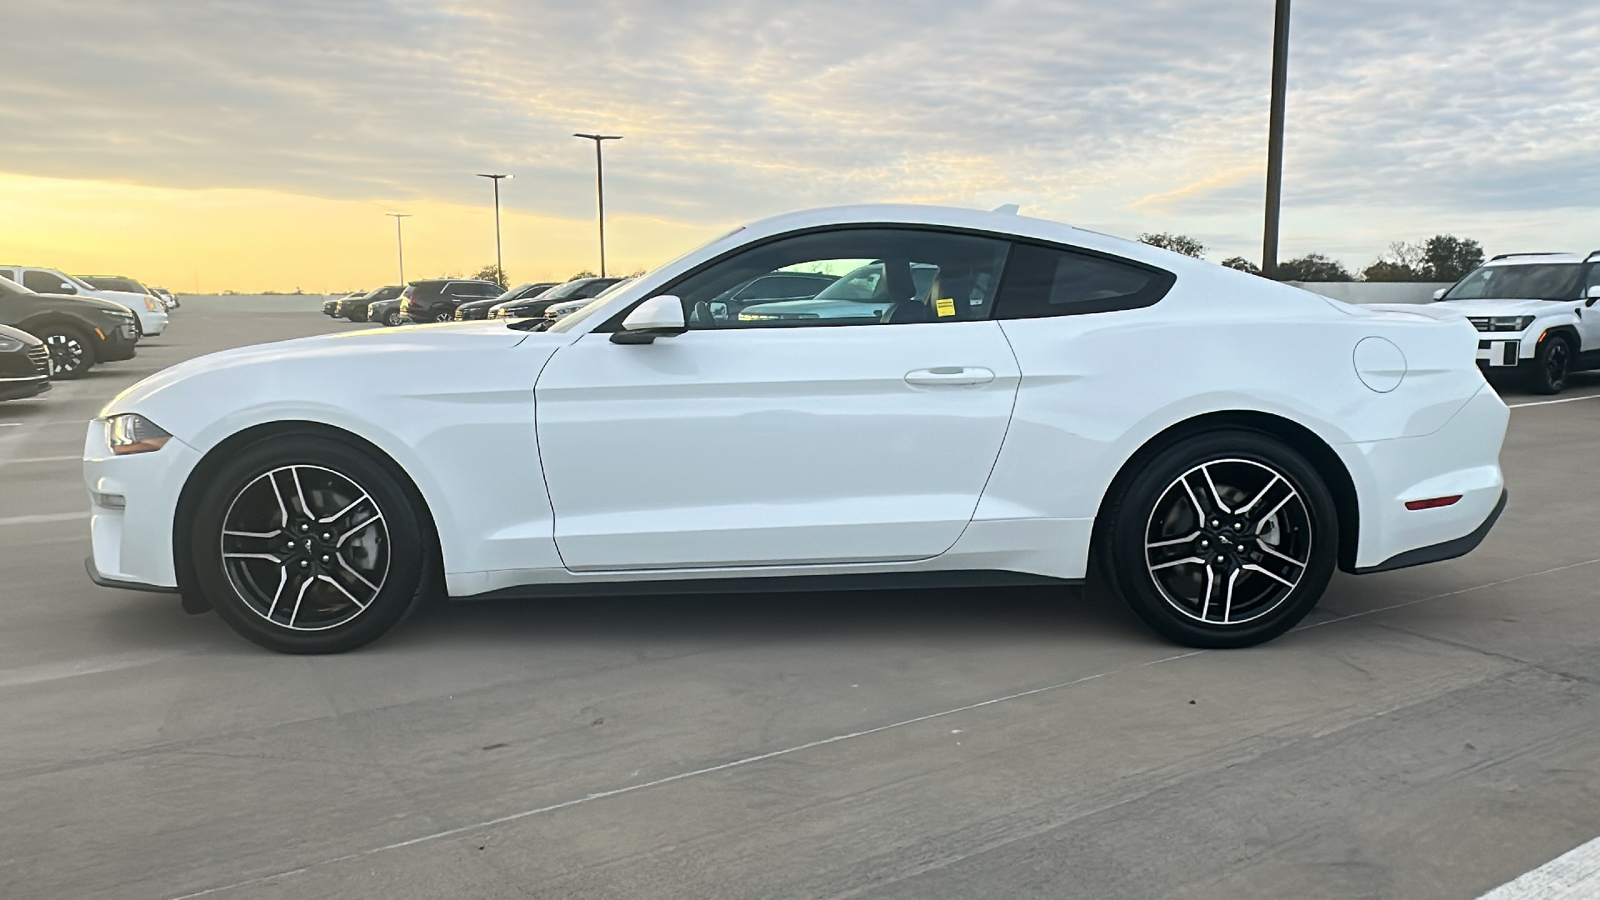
xmin=455 ymin=282 xmax=559 ymax=321
xmin=397 ymin=279 xmax=504 ymax=323
xmin=368 ymin=297 xmax=403 ymax=327
xmin=0 ymin=324 xmax=50 ymax=401
xmin=0 ymin=277 xmax=138 ymax=378
xmin=338 ymin=285 xmax=402 ymax=322
xmin=321 ymin=297 xmax=343 ymax=317
xmin=491 ymin=277 xmax=625 ymax=319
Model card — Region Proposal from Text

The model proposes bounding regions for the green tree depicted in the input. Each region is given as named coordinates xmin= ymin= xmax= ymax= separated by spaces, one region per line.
xmin=1418 ymin=235 xmax=1484 ymax=282
xmin=1138 ymin=232 xmax=1207 ymax=259
xmin=1220 ymin=256 xmax=1262 ymax=275
xmin=568 ymin=270 xmax=598 ymax=281
xmin=472 ymin=264 xmax=507 ymax=288
xmin=1276 ymin=254 xmax=1352 ymax=282
xmin=1361 ymin=260 xmax=1420 ymax=282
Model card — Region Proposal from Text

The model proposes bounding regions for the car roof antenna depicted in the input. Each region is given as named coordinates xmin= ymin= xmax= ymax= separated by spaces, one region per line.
xmin=991 ymin=203 xmax=1021 ymax=215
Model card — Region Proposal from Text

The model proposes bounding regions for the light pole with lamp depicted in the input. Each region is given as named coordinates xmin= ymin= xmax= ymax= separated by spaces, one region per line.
xmin=385 ymin=213 xmax=411 ymax=285
xmin=573 ymin=133 xmax=622 ymax=277
xmin=476 ymin=173 xmax=511 ymax=286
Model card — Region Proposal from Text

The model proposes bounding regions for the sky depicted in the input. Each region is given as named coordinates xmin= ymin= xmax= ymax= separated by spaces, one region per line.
xmin=1 ymin=0 xmax=1597 ymax=293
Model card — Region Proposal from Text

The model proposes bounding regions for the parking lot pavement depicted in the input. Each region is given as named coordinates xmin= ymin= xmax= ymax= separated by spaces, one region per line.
xmin=1 ymin=301 xmax=1599 ymax=900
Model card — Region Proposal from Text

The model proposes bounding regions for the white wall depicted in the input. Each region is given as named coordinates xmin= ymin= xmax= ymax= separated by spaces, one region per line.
xmin=1286 ymin=282 xmax=1451 ymax=305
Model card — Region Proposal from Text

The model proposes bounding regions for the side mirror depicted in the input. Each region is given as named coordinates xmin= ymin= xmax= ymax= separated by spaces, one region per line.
xmin=1432 ymin=288 xmax=1447 ymax=301
xmin=611 ymin=295 xmax=686 ymax=344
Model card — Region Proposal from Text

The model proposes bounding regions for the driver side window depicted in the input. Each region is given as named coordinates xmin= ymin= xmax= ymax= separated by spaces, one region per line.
xmin=667 ymin=228 xmax=1010 ymax=330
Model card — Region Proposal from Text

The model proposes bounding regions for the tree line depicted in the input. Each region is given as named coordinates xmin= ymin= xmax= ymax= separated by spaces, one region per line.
xmin=1137 ymin=233 xmax=1486 ymax=283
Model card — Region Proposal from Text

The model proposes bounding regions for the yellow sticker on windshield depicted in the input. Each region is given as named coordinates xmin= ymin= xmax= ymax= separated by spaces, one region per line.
xmin=935 ymin=297 xmax=956 ymax=317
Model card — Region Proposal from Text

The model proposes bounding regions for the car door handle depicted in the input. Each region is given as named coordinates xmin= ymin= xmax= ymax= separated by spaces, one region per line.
xmin=904 ymin=367 xmax=996 ymax=386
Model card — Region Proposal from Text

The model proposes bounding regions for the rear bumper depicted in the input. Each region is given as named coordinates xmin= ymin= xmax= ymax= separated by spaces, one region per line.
xmin=1353 ymin=489 xmax=1506 ymax=574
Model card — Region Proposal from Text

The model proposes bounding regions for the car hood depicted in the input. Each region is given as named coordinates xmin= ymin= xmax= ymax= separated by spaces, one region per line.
xmin=31 ymin=292 xmax=135 ymax=316
xmin=103 ymin=322 xmax=537 ymax=418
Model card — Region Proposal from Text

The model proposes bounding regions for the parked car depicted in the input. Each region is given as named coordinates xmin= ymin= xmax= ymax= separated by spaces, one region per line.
xmin=0 ymin=323 xmax=50 ymax=401
xmin=456 ymin=282 xmax=559 ymax=321
xmin=79 ymin=273 xmax=173 ymax=312
xmin=0 ymin=276 xmax=138 ymax=378
xmin=368 ymin=297 xmax=403 ymax=327
xmin=540 ymin=279 xmax=637 ymax=323
xmin=321 ymin=297 xmax=343 ymax=318
xmin=322 ymin=291 xmax=366 ymax=319
xmin=0 ymin=266 xmax=168 ymax=336
xmin=397 ymin=279 xmax=503 ymax=323
xmin=338 ymin=286 xmax=401 ymax=322
xmin=1390 ymin=252 xmax=1600 ymax=394
xmin=491 ymin=277 xmax=624 ymax=319
xmin=151 ymin=287 xmax=179 ymax=309
xmin=84 ymin=204 xmax=1509 ymax=654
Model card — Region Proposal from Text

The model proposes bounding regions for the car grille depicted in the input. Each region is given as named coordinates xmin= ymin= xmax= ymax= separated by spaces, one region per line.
xmin=1465 ymin=317 xmax=1492 ymax=332
xmin=27 ymin=345 xmax=50 ymax=377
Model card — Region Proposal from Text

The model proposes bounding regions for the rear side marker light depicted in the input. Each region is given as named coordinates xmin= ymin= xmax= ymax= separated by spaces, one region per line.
xmin=1405 ymin=496 xmax=1462 ymax=511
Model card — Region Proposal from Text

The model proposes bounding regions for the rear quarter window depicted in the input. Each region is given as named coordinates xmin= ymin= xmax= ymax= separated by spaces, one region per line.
xmin=994 ymin=243 xmax=1174 ymax=319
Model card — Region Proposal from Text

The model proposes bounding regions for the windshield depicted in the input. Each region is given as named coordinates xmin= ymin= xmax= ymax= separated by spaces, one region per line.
xmin=1444 ymin=263 xmax=1584 ymax=301
xmin=63 ymin=273 xmax=101 ymax=292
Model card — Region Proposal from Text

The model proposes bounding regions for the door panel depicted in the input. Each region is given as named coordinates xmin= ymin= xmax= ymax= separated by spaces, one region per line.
xmin=535 ymin=322 xmax=1020 ymax=571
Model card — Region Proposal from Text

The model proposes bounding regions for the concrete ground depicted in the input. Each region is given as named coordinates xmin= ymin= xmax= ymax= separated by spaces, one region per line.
xmin=1 ymin=296 xmax=1598 ymax=900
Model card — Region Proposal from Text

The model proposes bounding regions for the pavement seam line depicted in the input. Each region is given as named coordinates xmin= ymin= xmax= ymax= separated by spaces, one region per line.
xmin=0 ymin=511 xmax=88 ymax=527
xmin=161 ymin=648 xmax=1206 ymax=900
xmin=1475 ymin=833 xmax=1600 ymax=899
xmin=1507 ymin=394 xmax=1600 ymax=409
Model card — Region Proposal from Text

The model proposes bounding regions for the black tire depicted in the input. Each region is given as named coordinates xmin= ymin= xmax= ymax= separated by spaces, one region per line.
xmin=188 ymin=435 xmax=437 ymax=653
xmin=385 ymin=311 xmax=402 ymax=327
xmin=1524 ymin=334 xmax=1570 ymax=395
xmin=1103 ymin=429 xmax=1338 ymax=648
xmin=433 ymin=310 xmax=453 ymax=323
xmin=37 ymin=325 xmax=97 ymax=379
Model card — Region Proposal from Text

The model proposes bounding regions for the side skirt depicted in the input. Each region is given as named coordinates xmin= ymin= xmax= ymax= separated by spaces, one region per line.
xmin=456 ymin=570 xmax=1083 ymax=602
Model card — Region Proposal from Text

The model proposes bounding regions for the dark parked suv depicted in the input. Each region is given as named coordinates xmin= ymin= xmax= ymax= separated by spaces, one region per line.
xmin=338 ymin=285 xmax=402 ymax=322
xmin=0 ymin=277 xmax=138 ymax=378
xmin=0 ymin=323 xmax=50 ymax=400
xmin=455 ymin=282 xmax=559 ymax=321
xmin=398 ymin=280 xmax=504 ymax=323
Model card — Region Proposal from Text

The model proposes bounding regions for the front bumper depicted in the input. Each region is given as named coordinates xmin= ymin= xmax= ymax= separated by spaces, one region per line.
xmin=135 ymin=307 xmax=169 ymax=337
xmin=0 ymin=374 xmax=50 ymax=401
xmin=96 ymin=323 xmax=139 ymax=362
xmin=83 ymin=420 xmax=202 ymax=591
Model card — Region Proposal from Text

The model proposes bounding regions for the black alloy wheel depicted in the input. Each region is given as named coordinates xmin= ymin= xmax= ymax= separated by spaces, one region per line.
xmin=39 ymin=326 xmax=96 ymax=379
xmin=190 ymin=435 xmax=437 ymax=653
xmin=1526 ymin=335 xmax=1570 ymax=395
xmin=385 ymin=311 xmax=402 ymax=327
xmin=1105 ymin=429 xmax=1337 ymax=648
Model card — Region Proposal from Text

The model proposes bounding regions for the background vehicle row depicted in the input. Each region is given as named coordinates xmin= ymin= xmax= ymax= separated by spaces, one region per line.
xmin=0 ymin=277 xmax=140 ymax=379
xmin=0 ymin=265 xmax=169 ymax=336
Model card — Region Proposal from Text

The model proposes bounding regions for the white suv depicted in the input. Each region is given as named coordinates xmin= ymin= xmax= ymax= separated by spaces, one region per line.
xmin=1420 ymin=252 xmax=1600 ymax=394
xmin=0 ymin=266 xmax=169 ymax=337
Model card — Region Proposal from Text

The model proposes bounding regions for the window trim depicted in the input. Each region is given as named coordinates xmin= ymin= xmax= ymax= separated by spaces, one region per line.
xmin=594 ymin=223 xmax=1174 ymax=332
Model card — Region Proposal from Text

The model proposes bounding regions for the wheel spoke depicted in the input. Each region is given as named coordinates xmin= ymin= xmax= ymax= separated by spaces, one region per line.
xmin=1234 ymin=474 xmax=1280 ymax=516
xmin=336 ymin=555 xmax=380 ymax=594
xmin=1179 ymin=477 xmax=1207 ymax=519
xmin=1254 ymin=490 xmax=1298 ymax=532
xmin=265 ymin=567 xmax=288 ymax=619
xmin=1222 ymin=567 xmax=1242 ymax=623
xmin=318 ymin=573 xmax=369 ymax=610
xmin=1150 ymin=556 xmax=1206 ymax=572
xmin=1146 ymin=531 xmax=1200 ymax=550
xmin=337 ymin=513 xmax=384 ymax=547
xmin=1199 ymin=566 xmax=1215 ymax=621
xmin=1256 ymin=540 xmax=1307 ymax=570
xmin=1200 ymin=464 xmax=1232 ymax=513
xmin=287 ymin=576 xmax=313 ymax=628
xmin=1242 ymin=563 xmax=1296 ymax=588
xmin=267 ymin=470 xmax=290 ymax=528
xmin=318 ymin=492 xmax=372 ymax=525
xmin=290 ymin=467 xmax=312 ymax=519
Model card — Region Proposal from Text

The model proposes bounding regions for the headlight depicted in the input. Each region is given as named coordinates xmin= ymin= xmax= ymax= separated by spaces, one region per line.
xmin=0 ymin=336 xmax=23 ymax=353
xmin=105 ymin=414 xmax=173 ymax=455
xmin=144 ymin=296 xmax=158 ymax=311
xmin=1489 ymin=316 xmax=1534 ymax=332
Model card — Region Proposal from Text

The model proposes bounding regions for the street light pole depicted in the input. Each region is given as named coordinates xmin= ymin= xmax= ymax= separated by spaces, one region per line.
xmin=573 ymin=133 xmax=622 ymax=277
xmin=386 ymin=213 xmax=411 ymax=285
xmin=1262 ymin=0 xmax=1291 ymax=279
xmin=476 ymin=173 xmax=511 ymax=285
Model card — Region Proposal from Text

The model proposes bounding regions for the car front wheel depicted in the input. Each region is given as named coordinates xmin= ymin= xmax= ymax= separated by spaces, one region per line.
xmin=1104 ymin=430 xmax=1338 ymax=648
xmin=385 ymin=311 xmax=402 ymax=327
xmin=39 ymin=326 xmax=96 ymax=379
xmin=189 ymin=435 xmax=436 ymax=653
xmin=1524 ymin=334 xmax=1570 ymax=394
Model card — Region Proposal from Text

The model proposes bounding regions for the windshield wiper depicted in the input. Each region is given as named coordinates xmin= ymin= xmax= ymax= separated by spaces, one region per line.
xmin=506 ymin=318 xmax=551 ymax=332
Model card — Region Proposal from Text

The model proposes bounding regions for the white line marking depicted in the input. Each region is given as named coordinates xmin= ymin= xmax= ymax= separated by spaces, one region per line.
xmin=1476 ymin=834 xmax=1600 ymax=899
xmin=0 ymin=454 xmax=81 ymax=464
xmin=159 ymin=554 xmax=1600 ymax=900
xmin=0 ymin=651 xmax=187 ymax=690
xmin=0 ymin=512 xmax=87 ymax=527
xmin=1508 ymin=394 xmax=1600 ymax=409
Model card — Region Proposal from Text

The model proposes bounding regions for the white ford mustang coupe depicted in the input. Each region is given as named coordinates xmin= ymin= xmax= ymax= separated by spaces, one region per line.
xmin=84 ymin=205 xmax=1510 ymax=653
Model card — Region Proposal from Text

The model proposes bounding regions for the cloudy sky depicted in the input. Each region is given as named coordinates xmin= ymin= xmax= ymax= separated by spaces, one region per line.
xmin=2 ymin=0 xmax=1597 ymax=291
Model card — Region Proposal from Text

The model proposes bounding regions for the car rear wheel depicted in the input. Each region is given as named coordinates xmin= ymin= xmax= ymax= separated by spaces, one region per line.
xmin=38 ymin=326 xmax=96 ymax=379
xmin=1104 ymin=430 xmax=1337 ymax=648
xmin=1524 ymin=334 xmax=1570 ymax=395
xmin=189 ymin=435 xmax=437 ymax=653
